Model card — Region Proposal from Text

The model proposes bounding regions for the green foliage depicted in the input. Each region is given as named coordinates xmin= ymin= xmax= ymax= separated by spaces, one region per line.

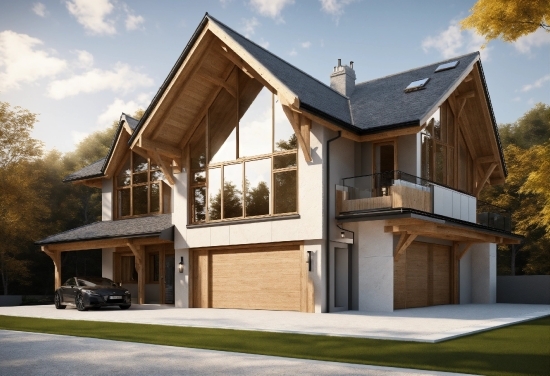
xmin=481 ymin=103 xmax=550 ymax=275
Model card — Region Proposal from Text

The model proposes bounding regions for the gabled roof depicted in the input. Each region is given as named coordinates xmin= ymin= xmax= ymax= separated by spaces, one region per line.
xmin=63 ymin=158 xmax=105 ymax=183
xmin=36 ymin=214 xmax=172 ymax=245
xmin=351 ymin=52 xmax=479 ymax=131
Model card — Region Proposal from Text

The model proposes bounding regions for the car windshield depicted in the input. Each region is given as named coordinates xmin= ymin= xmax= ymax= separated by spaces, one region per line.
xmin=77 ymin=277 xmax=116 ymax=287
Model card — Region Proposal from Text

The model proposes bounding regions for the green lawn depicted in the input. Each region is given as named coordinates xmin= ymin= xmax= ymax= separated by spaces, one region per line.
xmin=1 ymin=315 xmax=549 ymax=375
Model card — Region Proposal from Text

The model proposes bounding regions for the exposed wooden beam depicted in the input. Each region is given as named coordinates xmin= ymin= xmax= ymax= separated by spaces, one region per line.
xmin=197 ymin=71 xmax=237 ymax=98
xmin=456 ymin=90 xmax=476 ymax=101
xmin=281 ymin=105 xmax=312 ymax=162
xmin=394 ymin=233 xmax=417 ymax=262
xmin=152 ymin=150 xmax=175 ymax=185
xmin=457 ymin=242 xmax=474 ymax=260
xmin=46 ymin=236 xmax=171 ymax=252
xmin=138 ymin=137 xmax=182 ymax=160
xmin=457 ymin=98 xmax=467 ymax=119
xmin=127 ymin=241 xmax=145 ymax=304
xmin=474 ymin=162 xmax=497 ymax=197
xmin=42 ymin=246 xmax=61 ymax=290
xmin=476 ymin=155 xmax=497 ymax=164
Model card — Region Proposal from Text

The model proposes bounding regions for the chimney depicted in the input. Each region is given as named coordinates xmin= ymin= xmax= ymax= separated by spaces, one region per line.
xmin=330 ymin=59 xmax=356 ymax=97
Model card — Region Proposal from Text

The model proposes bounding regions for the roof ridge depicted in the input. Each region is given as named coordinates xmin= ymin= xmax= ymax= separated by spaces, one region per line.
xmin=355 ymin=51 xmax=480 ymax=87
xmin=206 ymin=14 xmax=350 ymax=101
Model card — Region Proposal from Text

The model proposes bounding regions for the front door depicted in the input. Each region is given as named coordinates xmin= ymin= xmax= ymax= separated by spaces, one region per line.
xmin=164 ymin=254 xmax=175 ymax=304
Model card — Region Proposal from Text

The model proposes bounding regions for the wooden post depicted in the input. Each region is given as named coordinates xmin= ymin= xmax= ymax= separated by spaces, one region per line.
xmin=127 ymin=242 xmax=145 ymax=304
xmin=160 ymin=246 xmax=166 ymax=304
xmin=42 ymin=246 xmax=61 ymax=290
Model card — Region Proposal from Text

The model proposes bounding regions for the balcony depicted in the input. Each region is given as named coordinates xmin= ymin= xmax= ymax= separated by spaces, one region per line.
xmin=336 ymin=171 xmax=511 ymax=232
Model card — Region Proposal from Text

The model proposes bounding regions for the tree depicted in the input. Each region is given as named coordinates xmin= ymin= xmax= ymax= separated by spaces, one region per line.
xmin=0 ymin=102 xmax=48 ymax=294
xmin=461 ymin=0 xmax=550 ymax=46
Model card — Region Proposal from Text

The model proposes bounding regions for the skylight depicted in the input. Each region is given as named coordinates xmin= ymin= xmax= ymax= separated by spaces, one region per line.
xmin=404 ymin=78 xmax=430 ymax=93
xmin=435 ymin=60 xmax=459 ymax=72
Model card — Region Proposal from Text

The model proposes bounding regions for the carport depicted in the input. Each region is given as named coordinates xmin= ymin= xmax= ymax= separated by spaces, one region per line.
xmin=36 ymin=214 xmax=174 ymax=304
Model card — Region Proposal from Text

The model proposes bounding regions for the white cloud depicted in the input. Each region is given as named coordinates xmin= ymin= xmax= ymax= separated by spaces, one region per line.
xmin=249 ymin=0 xmax=294 ymax=20
xmin=242 ymin=17 xmax=260 ymax=38
xmin=422 ymin=20 xmax=490 ymax=61
xmin=319 ymin=0 xmax=355 ymax=23
xmin=521 ymin=74 xmax=550 ymax=92
xmin=125 ymin=14 xmax=144 ymax=31
xmin=66 ymin=0 xmax=116 ymax=35
xmin=219 ymin=0 xmax=232 ymax=6
xmin=513 ymin=28 xmax=550 ymax=54
xmin=47 ymin=62 xmax=154 ymax=99
xmin=289 ymin=48 xmax=297 ymax=56
xmin=0 ymin=31 xmax=67 ymax=91
xmin=71 ymin=130 xmax=90 ymax=145
xmin=97 ymin=94 xmax=150 ymax=126
xmin=32 ymin=3 xmax=47 ymax=17
xmin=75 ymin=50 xmax=94 ymax=69
xmin=511 ymin=96 xmax=521 ymax=102
xmin=301 ymin=41 xmax=311 ymax=48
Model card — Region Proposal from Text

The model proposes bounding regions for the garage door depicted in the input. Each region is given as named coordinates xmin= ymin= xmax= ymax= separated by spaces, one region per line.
xmin=192 ymin=243 xmax=305 ymax=311
xmin=394 ymin=241 xmax=451 ymax=309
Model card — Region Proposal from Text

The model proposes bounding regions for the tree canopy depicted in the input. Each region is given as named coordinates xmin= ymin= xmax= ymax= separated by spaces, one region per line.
xmin=461 ymin=0 xmax=550 ymax=45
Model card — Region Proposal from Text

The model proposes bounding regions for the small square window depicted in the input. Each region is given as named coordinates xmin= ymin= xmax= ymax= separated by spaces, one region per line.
xmin=405 ymin=78 xmax=430 ymax=92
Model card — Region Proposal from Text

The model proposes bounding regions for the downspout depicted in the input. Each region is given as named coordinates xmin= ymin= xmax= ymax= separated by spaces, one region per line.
xmin=325 ymin=131 xmax=341 ymax=313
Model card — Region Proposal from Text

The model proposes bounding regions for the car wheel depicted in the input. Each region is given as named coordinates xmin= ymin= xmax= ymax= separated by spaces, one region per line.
xmin=119 ymin=304 xmax=131 ymax=310
xmin=75 ymin=293 xmax=88 ymax=311
xmin=54 ymin=293 xmax=66 ymax=310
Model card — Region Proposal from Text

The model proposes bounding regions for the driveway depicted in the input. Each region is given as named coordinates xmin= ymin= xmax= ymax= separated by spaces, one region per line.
xmin=1 ymin=303 xmax=549 ymax=342
xmin=0 ymin=330 xmax=472 ymax=376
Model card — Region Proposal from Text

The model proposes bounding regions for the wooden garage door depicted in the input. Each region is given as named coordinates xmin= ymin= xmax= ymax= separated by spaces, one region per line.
xmin=394 ymin=241 xmax=451 ymax=309
xmin=192 ymin=243 xmax=304 ymax=311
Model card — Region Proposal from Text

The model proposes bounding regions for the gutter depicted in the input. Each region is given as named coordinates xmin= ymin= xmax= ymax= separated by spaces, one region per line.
xmin=325 ymin=130 xmax=341 ymax=313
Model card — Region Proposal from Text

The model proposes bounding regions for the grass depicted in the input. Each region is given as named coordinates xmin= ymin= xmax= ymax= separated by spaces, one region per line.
xmin=1 ymin=315 xmax=549 ymax=376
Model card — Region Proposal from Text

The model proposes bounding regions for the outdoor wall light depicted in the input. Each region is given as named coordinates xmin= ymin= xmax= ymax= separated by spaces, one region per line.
xmin=178 ymin=256 xmax=184 ymax=273
xmin=340 ymin=231 xmax=345 ymax=238
xmin=306 ymin=251 xmax=312 ymax=272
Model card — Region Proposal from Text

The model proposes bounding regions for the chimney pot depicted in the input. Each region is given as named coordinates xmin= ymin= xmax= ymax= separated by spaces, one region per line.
xmin=338 ymin=59 xmax=341 ymax=67
xmin=350 ymin=61 xmax=354 ymax=69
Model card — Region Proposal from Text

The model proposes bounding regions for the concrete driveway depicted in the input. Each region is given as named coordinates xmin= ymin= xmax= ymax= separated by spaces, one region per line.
xmin=1 ymin=303 xmax=549 ymax=342
xmin=0 ymin=330 xmax=473 ymax=376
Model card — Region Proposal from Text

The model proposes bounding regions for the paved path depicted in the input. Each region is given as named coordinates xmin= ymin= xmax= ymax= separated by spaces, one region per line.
xmin=1 ymin=303 xmax=549 ymax=342
xmin=0 ymin=330 xmax=471 ymax=376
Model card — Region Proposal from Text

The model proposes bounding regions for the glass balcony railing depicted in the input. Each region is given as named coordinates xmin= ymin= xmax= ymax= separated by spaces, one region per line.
xmin=337 ymin=170 xmax=512 ymax=232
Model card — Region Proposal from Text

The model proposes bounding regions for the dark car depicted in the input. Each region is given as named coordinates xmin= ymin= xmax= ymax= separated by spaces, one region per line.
xmin=54 ymin=277 xmax=131 ymax=311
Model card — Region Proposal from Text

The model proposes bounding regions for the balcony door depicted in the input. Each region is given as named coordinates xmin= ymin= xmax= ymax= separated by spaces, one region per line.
xmin=373 ymin=141 xmax=396 ymax=196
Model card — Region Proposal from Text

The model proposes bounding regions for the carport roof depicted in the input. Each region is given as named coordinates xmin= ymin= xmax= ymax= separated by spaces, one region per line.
xmin=36 ymin=214 xmax=173 ymax=245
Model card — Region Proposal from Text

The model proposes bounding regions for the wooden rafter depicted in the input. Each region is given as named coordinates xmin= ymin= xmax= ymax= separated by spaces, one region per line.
xmin=456 ymin=242 xmax=474 ymax=260
xmin=152 ymin=150 xmax=175 ymax=185
xmin=281 ymin=105 xmax=312 ymax=162
xmin=138 ymin=137 xmax=182 ymax=160
xmin=394 ymin=233 xmax=417 ymax=262
xmin=474 ymin=162 xmax=497 ymax=197
xmin=45 ymin=236 xmax=170 ymax=252
xmin=197 ymin=71 xmax=237 ymax=98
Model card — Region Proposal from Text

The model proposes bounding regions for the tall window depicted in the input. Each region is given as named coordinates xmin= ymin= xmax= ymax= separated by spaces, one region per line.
xmin=189 ymin=69 xmax=298 ymax=224
xmin=116 ymin=152 xmax=171 ymax=218
xmin=421 ymin=102 xmax=455 ymax=187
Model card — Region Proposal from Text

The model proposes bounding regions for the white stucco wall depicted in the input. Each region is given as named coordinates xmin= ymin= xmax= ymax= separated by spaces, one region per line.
xmin=397 ymin=134 xmax=418 ymax=176
xmin=101 ymin=248 xmax=114 ymax=280
xmin=102 ymin=178 xmax=113 ymax=221
xmin=357 ymin=220 xmax=394 ymax=312
xmin=460 ymin=250 xmax=472 ymax=304
xmin=174 ymin=248 xmax=189 ymax=308
xmin=471 ymin=243 xmax=497 ymax=303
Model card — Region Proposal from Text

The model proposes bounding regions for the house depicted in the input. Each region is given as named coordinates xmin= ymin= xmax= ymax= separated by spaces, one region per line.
xmin=36 ymin=13 xmax=521 ymax=313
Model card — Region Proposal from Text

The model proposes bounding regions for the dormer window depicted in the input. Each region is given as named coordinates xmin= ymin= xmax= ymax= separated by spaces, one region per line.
xmin=115 ymin=152 xmax=172 ymax=218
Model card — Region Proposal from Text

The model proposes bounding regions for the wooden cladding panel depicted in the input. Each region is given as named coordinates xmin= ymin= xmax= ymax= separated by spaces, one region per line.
xmin=191 ymin=243 xmax=310 ymax=312
xmin=391 ymin=185 xmax=432 ymax=212
xmin=406 ymin=243 xmax=429 ymax=308
xmin=432 ymin=244 xmax=451 ymax=305
xmin=342 ymin=196 xmax=392 ymax=212
xmin=394 ymin=241 xmax=452 ymax=309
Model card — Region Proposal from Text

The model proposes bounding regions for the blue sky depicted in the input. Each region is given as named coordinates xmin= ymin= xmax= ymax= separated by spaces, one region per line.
xmin=1 ymin=0 xmax=548 ymax=153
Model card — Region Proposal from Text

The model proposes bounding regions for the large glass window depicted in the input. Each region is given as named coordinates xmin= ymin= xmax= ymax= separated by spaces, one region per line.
xmin=189 ymin=70 xmax=298 ymax=223
xmin=116 ymin=152 xmax=172 ymax=218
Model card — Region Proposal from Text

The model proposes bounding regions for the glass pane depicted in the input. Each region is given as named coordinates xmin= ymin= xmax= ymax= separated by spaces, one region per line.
xmin=133 ymin=172 xmax=147 ymax=184
xmin=117 ymin=157 xmax=131 ymax=187
xmin=150 ymin=183 xmax=160 ymax=212
xmin=209 ymin=89 xmax=237 ymax=164
xmin=239 ymin=87 xmax=273 ymax=158
xmin=193 ymin=187 xmax=206 ymax=222
xmin=151 ymin=170 xmax=164 ymax=182
xmin=223 ymin=163 xmax=243 ymax=219
xmin=245 ymin=159 xmax=271 ymax=217
xmin=118 ymin=189 xmax=130 ymax=217
xmin=192 ymin=171 xmax=206 ymax=185
xmin=133 ymin=185 xmax=148 ymax=215
xmin=150 ymin=160 xmax=160 ymax=170
xmin=274 ymin=170 xmax=296 ymax=214
xmin=190 ymin=120 xmax=206 ymax=170
xmin=273 ymin=153 xmax=296 ymax=169
xmin=208 ymin=168 xmax=222 ymax=220
xmin=274 ymin=95 xmax=296 ymax=151
xmin=421 ymin=133 xmax=432 ymax=180
xmin=430 ymin=108 xmax=441 ymax=141
xmin=133 ymin=153 xmax=148 ymax=173
xmin=435 ymin=144 xmax=447 ymax=185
